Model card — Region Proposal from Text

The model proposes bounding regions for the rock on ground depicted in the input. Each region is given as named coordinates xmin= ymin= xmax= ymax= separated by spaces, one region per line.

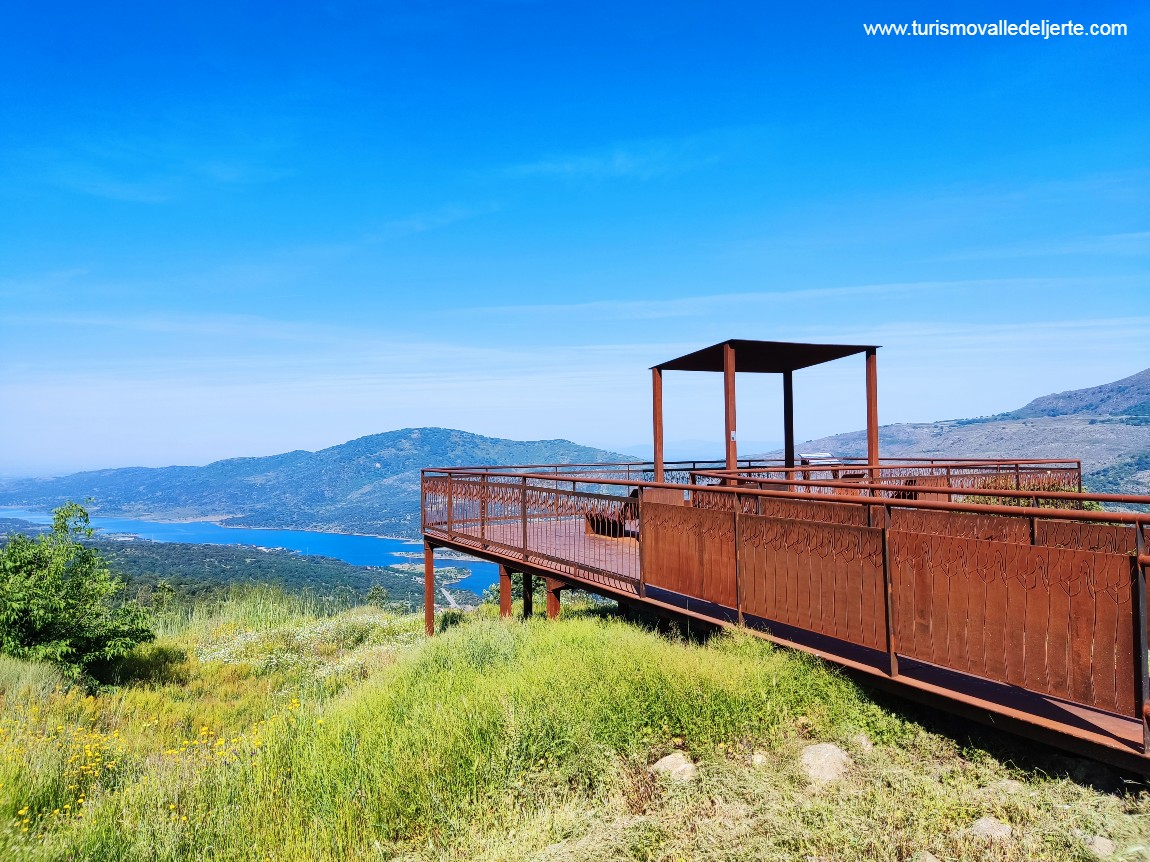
xmin=799 ymin=743 xmax=852 ymax=786
xmin=911 ymin=852 xmax=941 ymax=862
xmin=850 ymin=732 xmax=874 ymax=753
xmin=967 ymin=816 xmax=1012 ymax=841
xmin=751 ymin=750 xmax=768 ymax=767
xmin=990 ymin=778 xmax=1024 ymax=794
xmin=1085 ymin=835 xmax=1116 ymax=858
xmin=649 ymin=750 xmax=697 ymax=782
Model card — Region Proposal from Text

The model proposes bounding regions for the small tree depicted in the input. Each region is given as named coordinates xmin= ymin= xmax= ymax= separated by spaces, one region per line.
xmin=365 ymin=584 xmax=390 ymax=607
xmin=0 ymin=502 xmax=154 ymax=685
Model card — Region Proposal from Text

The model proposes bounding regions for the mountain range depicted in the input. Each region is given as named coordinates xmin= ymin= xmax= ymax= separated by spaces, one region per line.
xmin=757 ymin=366 xmax=1150 ymax=497
xmin=0 ymin=429 xmax=632 ymax=537
xmin=2 ymin=367 xmax=1148 ymax=534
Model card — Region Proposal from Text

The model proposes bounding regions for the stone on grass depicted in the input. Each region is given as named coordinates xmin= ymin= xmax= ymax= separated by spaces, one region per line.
xmin=990 ymin=778 xmax=1024 ymax=794
xmin=967 ymin=816 xmax=1012 ymax=841
xmin=649 ymin=750 xmax=697 ymax=782
xmin=911 ymin=852 xmax=941 ymax=862
xmin=751 ymin=750 xmax=768 ymax=767
xmin=799 ymin=743 xmax=852 ymax=786
xmin=1085 ymin=835 xmax=1116 ymax=858
xmin=850 ymin=732 xmax=874 ymax=753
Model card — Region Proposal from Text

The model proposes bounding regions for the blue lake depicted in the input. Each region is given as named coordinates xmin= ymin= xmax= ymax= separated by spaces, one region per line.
xmin=0 ymin=508 xmax=499 ymax=596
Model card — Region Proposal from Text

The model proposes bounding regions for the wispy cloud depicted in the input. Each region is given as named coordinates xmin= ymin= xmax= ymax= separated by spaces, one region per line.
xmin=366 ymin=202 xmax=501 ymax=242
xmin=933 ymin=231 xmax=1150 ymax=262
xmin=499 ymin=127 xmax=755 ymax=181
xmin=464 ymin=277 xmax=1106 ymax=321
xmin=8 ymin=126 xmax=293 ymax=203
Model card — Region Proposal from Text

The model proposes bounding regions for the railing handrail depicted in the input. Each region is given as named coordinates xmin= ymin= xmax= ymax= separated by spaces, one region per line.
xmin=423 ymin=466 xmax=1149 ymax=526
xmin=434 ymin=456 xmax=1081 ymax=472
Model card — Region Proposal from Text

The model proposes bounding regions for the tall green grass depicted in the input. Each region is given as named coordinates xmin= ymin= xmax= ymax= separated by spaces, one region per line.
xmin=1 ymin=589 xmax=1146 ymax=861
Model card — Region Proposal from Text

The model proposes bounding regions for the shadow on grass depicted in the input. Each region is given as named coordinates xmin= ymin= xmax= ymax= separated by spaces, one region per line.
xmin=559 ymin=600 xmax=1150 ymax=794
xmin=93 ymin=643 xmax=191 ymax=688
xmin=856 ymin=688 xmax=1148 ymax=794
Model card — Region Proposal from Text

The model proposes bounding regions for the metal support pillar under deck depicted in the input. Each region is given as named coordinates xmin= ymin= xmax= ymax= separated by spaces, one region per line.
xmin=423 ymin=541 xmax=435 ymax=636
xmin=546 ymin=578 xmax=563 ymax=619
xmin=499 ymin=564 xmax=513 ymax=619
xmin=522 ymin=571 xmax=534 ymax=619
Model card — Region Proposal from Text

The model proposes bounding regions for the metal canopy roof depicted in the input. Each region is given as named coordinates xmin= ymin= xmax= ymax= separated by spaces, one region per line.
xmin=652 ymin=339 xmax=878 ymax=373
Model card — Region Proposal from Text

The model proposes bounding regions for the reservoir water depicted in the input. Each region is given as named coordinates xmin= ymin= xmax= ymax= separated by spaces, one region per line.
xmin=0 ymin=508 xmax=499 ymax=596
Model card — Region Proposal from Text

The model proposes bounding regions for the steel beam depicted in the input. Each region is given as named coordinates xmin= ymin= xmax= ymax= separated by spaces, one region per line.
xmin=724 ymin=342 xmax=737 ymax=472
xmin=652 ymin=367 xmax=665 ymax=483
xmin=423 ymin=541 xmax=435 ymax=636
xmin=546 ymin=578 xmax=563 ymax=619
xmin=865 ymin=348 xmax=880 ymax=475
xmin=499 ymin=564 xmax=513 ymax=619
xmin=783 ymin=369 xmax=795 ymax=470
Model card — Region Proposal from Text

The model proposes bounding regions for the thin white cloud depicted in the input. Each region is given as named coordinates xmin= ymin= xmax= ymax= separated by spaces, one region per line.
xmin=366 ymin=202 xmax=501 ymax=242
xmin=463 ymin=277 xmax=1118 ymax=321
xmin=933 ymin=231 xmax=1150 ymax=262
xmin=499 ymin=127 xmax=758 ymax=181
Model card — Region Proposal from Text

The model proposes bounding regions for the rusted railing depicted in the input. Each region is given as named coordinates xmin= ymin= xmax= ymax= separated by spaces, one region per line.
xmin=422 ymin=462 xmax=1150 ymax=759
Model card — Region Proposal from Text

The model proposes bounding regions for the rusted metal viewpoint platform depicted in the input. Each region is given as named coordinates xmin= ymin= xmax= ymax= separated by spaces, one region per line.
xmin=420 ymin=341 xmax=1150 ymax=772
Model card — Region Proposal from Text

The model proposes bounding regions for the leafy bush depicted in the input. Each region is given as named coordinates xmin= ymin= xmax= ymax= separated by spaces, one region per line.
xmin=0 ymin=502 xmax=154 ymax=685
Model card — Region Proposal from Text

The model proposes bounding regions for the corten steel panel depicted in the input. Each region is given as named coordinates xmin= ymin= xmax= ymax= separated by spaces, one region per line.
xmin=1036 ymin=520 xmax=1139 ymax=555
xmin=891 ymin=508 xmax=1031 ymax=543
xmin=738 ymin=515 xmax=886 ymax=651
xmin=890 ymin=531 xmax=1138 ymax=717
xmin=756 ymin=496 xmax=870 ymax=527
xmin=640 ymin=502 xmax=737 ymax=608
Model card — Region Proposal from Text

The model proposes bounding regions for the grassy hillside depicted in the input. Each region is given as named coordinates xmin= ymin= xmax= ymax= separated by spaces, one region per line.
xmin=0 ymin=428 xmax=635 ymax=538
xmin=0 ymin=591 xmax=1145 ymax=861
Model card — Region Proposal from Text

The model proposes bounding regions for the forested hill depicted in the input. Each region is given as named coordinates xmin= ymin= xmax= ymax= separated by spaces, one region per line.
xmin=0 ymin=428 xmax=633 ymax=537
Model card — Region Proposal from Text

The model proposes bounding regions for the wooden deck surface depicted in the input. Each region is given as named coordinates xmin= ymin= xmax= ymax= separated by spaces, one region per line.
xmin=436 ymin=517 xmax=639 ymax=593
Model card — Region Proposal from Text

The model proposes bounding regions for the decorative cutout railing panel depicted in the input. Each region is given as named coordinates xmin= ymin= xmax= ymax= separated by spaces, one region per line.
xmin=739 ymin=515 xmax=886 ymax=651
xmin=890 ymin=531 xmax=1137 ymax=716
xmin=640 ymin=502 xmax=737 ymax=608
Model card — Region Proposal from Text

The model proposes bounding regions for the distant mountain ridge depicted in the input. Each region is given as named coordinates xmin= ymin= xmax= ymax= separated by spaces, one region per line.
xmin=4 ymin=367 xmax=1149 ymax=533
xmin=0 ymin=428 xmax=635 ymax=537
xmin=754 ymin=366 xmax=1150 ymax=498
xmin=999 ymin=367 xmax=1150 ymax=420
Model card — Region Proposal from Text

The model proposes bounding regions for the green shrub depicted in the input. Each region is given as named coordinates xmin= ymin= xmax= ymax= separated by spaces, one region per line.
xmin=0 ymin=502 xmax=154 ymax=686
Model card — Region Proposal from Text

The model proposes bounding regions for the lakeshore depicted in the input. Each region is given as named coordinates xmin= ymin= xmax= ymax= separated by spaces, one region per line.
xmin=0 ymin=507 xmax=501 ymax=595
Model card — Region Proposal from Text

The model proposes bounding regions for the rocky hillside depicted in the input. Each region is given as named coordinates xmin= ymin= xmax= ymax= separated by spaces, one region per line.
xmin=759 ymin=367 xmax=1150 ymax=497
xmin=1001 ymin=367 xmax=1150 ymax=420
xmin=0 ymin=428 xmax=633 ymax=536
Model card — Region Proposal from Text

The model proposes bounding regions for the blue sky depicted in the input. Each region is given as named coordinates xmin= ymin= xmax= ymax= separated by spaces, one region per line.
xmin=2 ymin=1 xmax=1147 ymax=474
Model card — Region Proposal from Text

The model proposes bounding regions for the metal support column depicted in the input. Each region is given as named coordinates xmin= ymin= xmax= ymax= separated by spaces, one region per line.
xmin=1135 ymin=525 xmax=1149 ymax=753
xmin=723 ymin=342 xmax=737 ymax=473
xmin=546 ymin=578 xmax=563 ymax=620
xmin=423 ymin=541 xmax=435 ymax=636
xmin=499 ymin=564 xmax=513 ymax=619
xmin=652 ymin=367 xmax=665 ymax=483
xmin=865 ymin=348 xmax=880 ymax=479
xmin=783 ymin=369 xmax=795 ymax=470
xmin=522 ymin=571 xmax=534 ymax=619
